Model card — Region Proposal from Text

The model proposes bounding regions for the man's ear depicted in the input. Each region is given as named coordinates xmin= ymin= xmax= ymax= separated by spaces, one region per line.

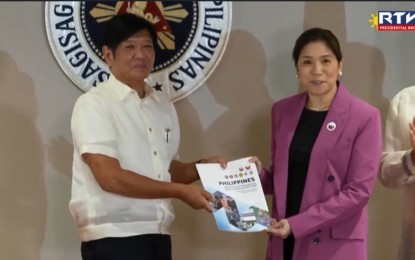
xmin=102 ymin=46 xmax=113 ymax=66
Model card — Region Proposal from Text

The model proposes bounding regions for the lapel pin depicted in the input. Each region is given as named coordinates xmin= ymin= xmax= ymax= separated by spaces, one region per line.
xmin=327 ymin=122 xmax=336 ymax=131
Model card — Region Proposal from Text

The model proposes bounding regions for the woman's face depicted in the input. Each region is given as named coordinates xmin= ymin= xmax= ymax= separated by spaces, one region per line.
xmin=296 ymin=41 xmax=342 ymax=98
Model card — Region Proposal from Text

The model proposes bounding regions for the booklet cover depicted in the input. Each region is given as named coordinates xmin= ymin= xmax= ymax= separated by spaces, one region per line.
xmin=196 ymin=157 xmax=271 ymax=232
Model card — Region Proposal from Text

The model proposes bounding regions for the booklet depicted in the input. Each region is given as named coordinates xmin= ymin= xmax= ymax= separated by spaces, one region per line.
xmin=196 ymin=157 xmax=271 ymax=232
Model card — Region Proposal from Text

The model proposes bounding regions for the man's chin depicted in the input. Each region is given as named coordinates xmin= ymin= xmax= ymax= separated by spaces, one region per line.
xmin=129 ymin=73 xmax=150 ymax=82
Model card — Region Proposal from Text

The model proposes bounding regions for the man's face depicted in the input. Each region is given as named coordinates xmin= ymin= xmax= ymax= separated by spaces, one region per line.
xmin=103 ymin=29 xmax=155 ymax=85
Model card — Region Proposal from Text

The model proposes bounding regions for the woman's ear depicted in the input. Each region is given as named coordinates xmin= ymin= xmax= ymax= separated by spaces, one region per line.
xmin=338 ymin=60 xmax=344 ymax=76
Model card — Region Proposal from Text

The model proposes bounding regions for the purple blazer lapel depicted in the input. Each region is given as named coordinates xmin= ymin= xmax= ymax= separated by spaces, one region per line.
xmin=274 ymin=93 xmax=308 ymax=220
xmin=300 ymin=82 xmax=352 ymax=210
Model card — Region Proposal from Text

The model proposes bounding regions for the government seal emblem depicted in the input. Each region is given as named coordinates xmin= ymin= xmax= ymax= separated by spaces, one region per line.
xmin=45 ymin=1 xmax=232 ymax=102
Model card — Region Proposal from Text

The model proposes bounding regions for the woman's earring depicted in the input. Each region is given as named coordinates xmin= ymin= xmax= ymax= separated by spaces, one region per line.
xmin=295 ymin=74 xmax=298 ymax=78
xmin=339 ymin=71 xmax=343 ymax=76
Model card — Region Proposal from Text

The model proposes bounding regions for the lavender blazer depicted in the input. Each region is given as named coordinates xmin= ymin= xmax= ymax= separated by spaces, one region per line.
xmin=261 ymin=82 xmax=382 ymax=260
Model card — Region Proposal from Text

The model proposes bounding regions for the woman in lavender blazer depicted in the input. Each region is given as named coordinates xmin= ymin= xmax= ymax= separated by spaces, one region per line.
xmin=257 ymin=28 xmax=382 ymax=260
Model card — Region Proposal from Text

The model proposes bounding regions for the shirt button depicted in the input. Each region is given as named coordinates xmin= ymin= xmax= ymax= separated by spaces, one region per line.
xmin=153 ymin=151 xmax=157 ymax=155
xmin=149 ymin=128 xmax=152 ymax=132
xmin=327 ymin=175 xmax=335 ymax=182
xmin=313 ymin=238 xmax=321 ymax=245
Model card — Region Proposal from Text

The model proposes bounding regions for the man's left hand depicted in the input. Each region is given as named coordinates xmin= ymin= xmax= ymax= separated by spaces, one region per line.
xmin=199 ymin=156 xmax=228 ymax=169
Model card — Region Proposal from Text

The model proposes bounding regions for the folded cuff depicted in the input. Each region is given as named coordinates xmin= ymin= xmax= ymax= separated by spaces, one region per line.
xmin=402 ymin=150 xmax=415 ymax=176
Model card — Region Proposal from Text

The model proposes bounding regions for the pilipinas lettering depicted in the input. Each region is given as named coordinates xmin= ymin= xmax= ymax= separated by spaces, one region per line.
xmin=169 ymin=2 xmax=225 ymax=91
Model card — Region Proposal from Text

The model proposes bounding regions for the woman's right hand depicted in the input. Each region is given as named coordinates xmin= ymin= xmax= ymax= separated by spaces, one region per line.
xmin=249 ymin=156 xmax=262 ymax=173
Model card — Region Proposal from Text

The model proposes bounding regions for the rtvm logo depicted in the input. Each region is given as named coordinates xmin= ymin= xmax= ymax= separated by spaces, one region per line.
xmin=378 ymin=11 xmax=415 ymax=31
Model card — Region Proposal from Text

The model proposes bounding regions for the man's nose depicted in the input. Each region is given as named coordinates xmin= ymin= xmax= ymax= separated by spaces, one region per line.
xmin=133 ymin=48 xmax=145 ymax=59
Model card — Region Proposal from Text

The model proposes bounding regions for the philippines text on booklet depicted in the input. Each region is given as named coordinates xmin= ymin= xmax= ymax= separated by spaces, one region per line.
xmin=196 ymin=157 xmax=271 ymax=232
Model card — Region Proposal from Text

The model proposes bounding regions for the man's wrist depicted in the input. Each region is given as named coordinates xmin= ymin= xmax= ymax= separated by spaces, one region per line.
xmin=193 ymin=159 xmax=205 ymax=181
xmin=171 ymin=183 xmax=186 ymax=199
xmin=196 ymin=159 xmax=206 ymax=164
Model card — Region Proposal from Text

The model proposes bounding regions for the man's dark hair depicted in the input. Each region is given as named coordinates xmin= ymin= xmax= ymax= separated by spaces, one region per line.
xmin=101 ymin=13 xmax=157 ymax=53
